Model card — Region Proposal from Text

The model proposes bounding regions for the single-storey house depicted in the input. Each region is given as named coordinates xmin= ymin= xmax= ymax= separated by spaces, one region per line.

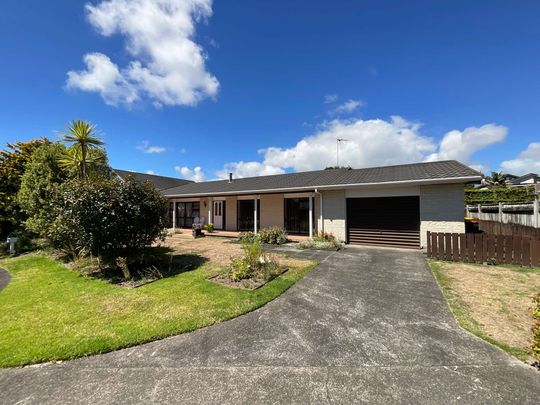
xmin=161 ymin=160 xmax=481 ymax=249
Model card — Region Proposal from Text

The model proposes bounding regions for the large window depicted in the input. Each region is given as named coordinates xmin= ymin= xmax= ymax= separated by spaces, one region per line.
xmin=237 ymin=199 xmax=260 ymax=231
xmin=284 ymin=198 xmax=311 ymax=235
xmin=176 ymin=202 xmax=200 ymax=228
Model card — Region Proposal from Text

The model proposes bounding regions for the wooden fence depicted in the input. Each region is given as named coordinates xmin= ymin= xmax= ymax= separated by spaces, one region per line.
xmin=427 ymin=231 xmax=540 ymax=267
xmin=478 ymin=220 xmax=540 ymax=239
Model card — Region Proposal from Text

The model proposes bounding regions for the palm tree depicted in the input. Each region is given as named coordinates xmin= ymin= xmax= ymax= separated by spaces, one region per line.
xmin=485 ymin=171 xmax=508 ymax=188
xmin=59 ymin=120 xmax=104 ymax=179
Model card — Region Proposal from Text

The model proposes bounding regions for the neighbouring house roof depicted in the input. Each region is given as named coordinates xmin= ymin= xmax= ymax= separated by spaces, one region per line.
xmin=510 ymin=173 xmax=539 ymax=185
xmin=113 ymin=169 xmax=193 ymax=191
xmin=162 ymin=160 xmax=482 ymax=198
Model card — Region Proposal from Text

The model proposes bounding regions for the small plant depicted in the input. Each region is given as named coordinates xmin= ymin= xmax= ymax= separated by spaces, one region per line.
xmin=298 ymin=231 xmax=342 ymax=251
xmin=238 ymin=231 xmax=258 ymax=244
xmin=258 ymin=226 xmax=288 ymax=245
xmin=204 ymin=223 xmax=215 ymax=233
xmin=227 ymin=239 xmax=281 ymax=283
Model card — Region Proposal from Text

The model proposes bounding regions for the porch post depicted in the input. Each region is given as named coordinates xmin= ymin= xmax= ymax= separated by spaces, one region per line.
xmin=172 ymin=200 xmax=176 ymax=230
xmin=309 ymin=193 xmax=313 ymax=238
xmin=319 ymin=191 xmax=323 ymax=233
xmin=254 ymin=195 xmax=258 ymax=234
xmin=208 ymin=197 xmax=213 ymax=226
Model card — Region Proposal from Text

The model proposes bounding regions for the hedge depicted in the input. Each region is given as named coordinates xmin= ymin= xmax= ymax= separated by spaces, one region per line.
xmin=465 ymin=186 xmax=537 ymax=205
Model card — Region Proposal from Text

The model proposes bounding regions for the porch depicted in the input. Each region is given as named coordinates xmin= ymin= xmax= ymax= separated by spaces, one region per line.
xmin=171 ymin=229 xmax=310 ymax=242
xmin=169 ymin=192 xmax=321 ymax=238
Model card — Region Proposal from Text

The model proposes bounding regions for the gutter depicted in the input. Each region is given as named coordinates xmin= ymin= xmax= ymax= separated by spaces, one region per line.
xmin=163 ymin=175 xmax=482 ymax=198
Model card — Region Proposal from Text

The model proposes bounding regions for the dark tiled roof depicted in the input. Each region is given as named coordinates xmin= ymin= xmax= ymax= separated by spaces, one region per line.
xmin=511 ymin=173 xmax=539 ymax=185
xmin=114 ymin=169 xmax=192 ymax=191
xmin=162 ymin=160 xmax=481 ymax=197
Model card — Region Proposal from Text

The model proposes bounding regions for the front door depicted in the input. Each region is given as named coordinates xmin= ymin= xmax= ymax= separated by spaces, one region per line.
xmin=213 ymin=200 xmax=225 ymax=230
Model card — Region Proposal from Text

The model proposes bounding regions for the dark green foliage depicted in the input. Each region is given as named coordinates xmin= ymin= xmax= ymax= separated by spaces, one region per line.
xmin=18 ymin=143 xmax=70 ymax=235
xmin=465 ymin=186 xmax=537 ymax=204
xmin=258 ymin=226 xmax=288 ymax=245
xmin=0 ymin=138 xmax=48 ymax=237
xmin=49 ymin=177 xmax=168 ymax=258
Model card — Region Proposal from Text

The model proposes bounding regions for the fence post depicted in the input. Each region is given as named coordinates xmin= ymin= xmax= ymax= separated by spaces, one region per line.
xmin=498 ymin=202 xmax=504 ymax=223
xmin=534 ymin=199 xmax=539 ymax=229
xmin=477 ymin=204 xmax=482 ymax=221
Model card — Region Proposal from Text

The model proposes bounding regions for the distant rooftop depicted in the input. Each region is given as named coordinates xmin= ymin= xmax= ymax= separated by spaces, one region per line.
xmin=113 ymin=169 xmax=192 ymax=191
xmin=163 ymin=160 xmax=481 ymax=197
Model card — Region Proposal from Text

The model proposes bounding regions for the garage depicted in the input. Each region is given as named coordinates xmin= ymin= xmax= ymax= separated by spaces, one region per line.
xmin=346 ymin=196 xmax=420 ymax=248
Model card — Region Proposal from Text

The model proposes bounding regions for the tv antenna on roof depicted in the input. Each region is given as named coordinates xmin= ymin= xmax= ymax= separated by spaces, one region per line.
xmin=336 ymin=138 xmax=349 ymax=167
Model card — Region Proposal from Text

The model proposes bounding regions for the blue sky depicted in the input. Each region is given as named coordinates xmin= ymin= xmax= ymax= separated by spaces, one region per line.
xmin=0 ymin=0 xmax=539 ymax=181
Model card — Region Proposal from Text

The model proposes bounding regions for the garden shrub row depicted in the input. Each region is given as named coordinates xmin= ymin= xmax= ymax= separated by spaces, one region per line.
xmin=465 ymin=186 xmax=537 ymax=205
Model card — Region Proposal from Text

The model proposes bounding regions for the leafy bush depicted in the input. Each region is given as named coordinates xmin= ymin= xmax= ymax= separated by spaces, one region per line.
xmin=228 ymin=239 xmax=277 ymax=282
xmin=258 ymin=226 xmax=288 ymax=245
xmin=48 ymin=177 xmax=168 ymax=259
xmin=0 ymin=138 xmax=49 ymax=238
xmin=17 ymin=142 xmax=70 ymax=235
xmin=298 ymin=232 xmax=342 ymax=250
xmin=238 ymin=231 xmax=258 ymax=244
xmin=465 ymin=186 xmax=537 ymax=205
xmin=204 ymin=223 xmax=215 ymax=233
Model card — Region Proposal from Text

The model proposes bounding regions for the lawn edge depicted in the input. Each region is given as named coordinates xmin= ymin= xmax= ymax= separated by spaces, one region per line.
xmin=427 ymin=259 xmax=531 ymax=361
xmin=0 ymin=255 xmax=318 ymax=368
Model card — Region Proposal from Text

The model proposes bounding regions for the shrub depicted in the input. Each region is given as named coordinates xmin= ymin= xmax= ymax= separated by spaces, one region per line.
xmin=465 ymin=186 xmax=537 ymax=205
xmin=204 ymin=223 xmax=215 ymax=233
xmin=238 ymin=231 xmax=258 ymax=244
xmin=258 ymin=226 xmax=288 ymax=245
xmin=48 ymin=177 xmax=168 ymax=259
xmin=17 ymin=142 xmax=70 ymax=235
xmin=298 ymin=232 xmax=342 ymax=250
xmin=228 ymin=239 xmax=277 ymax=282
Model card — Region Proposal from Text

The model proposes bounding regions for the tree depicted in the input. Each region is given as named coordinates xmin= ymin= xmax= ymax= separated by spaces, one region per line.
xmin=48 ymin=177 xmax=168 ymax=258
xmin=485 ymin=171 xmax=508 ymax=188
xmin=59 ymin=120 xmax=104 ymax=179
xmin=18 ymin=143 xmax=70 ymax=235
xmin=0 ymin=138 xmax=48 ymax=237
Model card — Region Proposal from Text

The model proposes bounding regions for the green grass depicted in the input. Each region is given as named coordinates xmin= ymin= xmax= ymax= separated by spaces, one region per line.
xmin=0 ymin=254 xmax=316 ymax=367
xmin=429 ymin=260 xmax=530 ymax=361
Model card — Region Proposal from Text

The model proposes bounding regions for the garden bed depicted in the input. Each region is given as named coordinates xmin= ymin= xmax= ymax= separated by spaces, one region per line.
xmin=209 ymin=266 xmax=289 ymax=290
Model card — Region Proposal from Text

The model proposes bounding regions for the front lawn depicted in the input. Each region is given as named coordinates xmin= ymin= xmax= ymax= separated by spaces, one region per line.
xmin=429 ymin=260 xmax=540 ymax=361
xmin=0 ymin=252 xmax=315 ymax=367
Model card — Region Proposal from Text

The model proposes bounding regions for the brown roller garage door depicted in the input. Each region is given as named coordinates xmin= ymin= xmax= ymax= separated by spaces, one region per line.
xmin=346 ymin=196 xmax=420 ymax=248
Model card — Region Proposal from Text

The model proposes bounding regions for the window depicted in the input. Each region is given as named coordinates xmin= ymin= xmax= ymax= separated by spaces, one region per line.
xmin=176 ymin=202 xmax=200 ymax=227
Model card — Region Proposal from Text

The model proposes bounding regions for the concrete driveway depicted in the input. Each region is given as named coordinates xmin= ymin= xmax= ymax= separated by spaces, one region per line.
xmin=0 ymin=247 xmax=538 ymax=404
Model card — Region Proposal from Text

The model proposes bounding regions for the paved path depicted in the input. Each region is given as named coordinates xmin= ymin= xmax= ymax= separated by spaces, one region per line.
xmin=0 ymin=268 xmax=10 ymax=292
xmin=0 ymin=247 xmax=538 ymax=404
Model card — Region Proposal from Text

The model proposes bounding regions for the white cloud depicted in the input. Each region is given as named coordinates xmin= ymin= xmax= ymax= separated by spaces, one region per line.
xmin=66 ymin=53 xmax=139 ymax=106
xmin=176 ymin=165 xmax=205 ymax=182
xmin=500 ymin=142 xmax=540 ymax=175
xmin=211 ymin=118 xmax=507 ymax=177
xmin=66 ymin=0 xmax=219 ymax=108
xmin=146 ymin=170 xmax=157 ymax=175
xmin=261 ymin=117 xmax=435 ymax=172
xmin=324 ymin=94 xmax=338 ymax=104
xmin=215 ymin=161 xmax=285 ymax=179
xmin=331 ymin=99 xmax=364 ymax=115
xmin=137 ymin=140 xmax=166 ymax=154
xmin=426 ymin=124 xmax=507 ymax=162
